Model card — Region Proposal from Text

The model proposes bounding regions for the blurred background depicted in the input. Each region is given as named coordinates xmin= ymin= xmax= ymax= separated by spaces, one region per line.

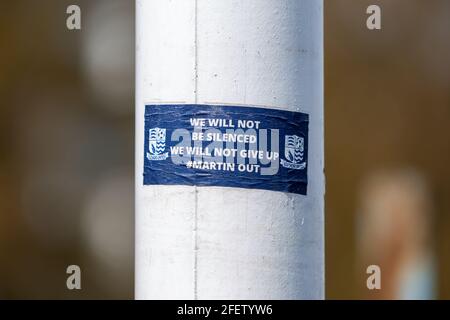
xmin=0 ymin=0 xmax=448 ymax=299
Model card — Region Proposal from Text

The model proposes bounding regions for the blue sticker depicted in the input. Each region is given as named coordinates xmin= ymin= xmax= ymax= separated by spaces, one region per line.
xmin=143 ymin=104 xmax=309 ymax=195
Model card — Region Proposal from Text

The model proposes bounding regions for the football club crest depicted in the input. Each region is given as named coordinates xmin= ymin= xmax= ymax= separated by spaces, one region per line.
xmin=280 ymin=135 xmax=306 ymax=170
xmin=147 ymin=127 xmax=169 ymax=161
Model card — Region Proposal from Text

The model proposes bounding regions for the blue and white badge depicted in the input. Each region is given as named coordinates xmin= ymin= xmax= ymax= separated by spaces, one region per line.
xmin=146 ymin=127 xmax=169 ymax=160
xmin=143 ymin=104 xmax=309 ymax=195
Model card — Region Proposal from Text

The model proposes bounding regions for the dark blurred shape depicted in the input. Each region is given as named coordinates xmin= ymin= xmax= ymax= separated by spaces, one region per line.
xmin=325 ymin=0 xmax=450 ymax=299
xmin=0 ymin=0 xmax=134 ymax=299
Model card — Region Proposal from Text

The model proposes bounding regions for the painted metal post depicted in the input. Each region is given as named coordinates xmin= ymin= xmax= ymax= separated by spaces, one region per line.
xmin=136 ymin=0 xmax=324 ymax=299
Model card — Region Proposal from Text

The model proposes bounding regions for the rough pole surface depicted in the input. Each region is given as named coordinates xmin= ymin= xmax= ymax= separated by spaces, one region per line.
xmin=135 ymin=0 xmax=324 ymax=299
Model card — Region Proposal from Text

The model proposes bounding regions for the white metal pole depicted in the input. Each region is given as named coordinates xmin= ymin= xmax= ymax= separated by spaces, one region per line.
xmin=135 ymin=0 xmax=324 ymax=299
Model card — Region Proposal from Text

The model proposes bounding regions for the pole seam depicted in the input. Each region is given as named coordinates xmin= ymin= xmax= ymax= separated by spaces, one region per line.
xmin=193 ymin=0 xmax=199 ymax=301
